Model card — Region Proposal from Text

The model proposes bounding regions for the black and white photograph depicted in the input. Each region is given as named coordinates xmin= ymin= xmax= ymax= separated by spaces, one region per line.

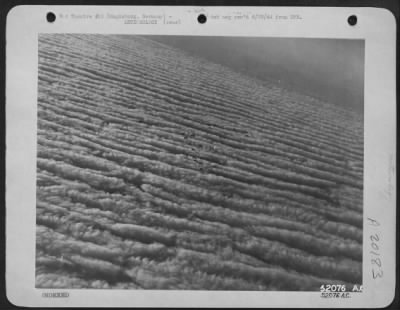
xmin=34 ymin=34 xmax=365 ymax=291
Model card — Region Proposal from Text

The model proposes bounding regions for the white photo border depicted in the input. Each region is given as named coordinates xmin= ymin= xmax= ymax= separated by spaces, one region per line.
xmin=6 ymin=5 xmax=397 ymax=308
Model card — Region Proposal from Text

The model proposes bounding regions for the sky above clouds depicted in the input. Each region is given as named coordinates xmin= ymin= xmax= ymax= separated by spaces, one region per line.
xmin=145 ymin=36 xmax=364 ymax=112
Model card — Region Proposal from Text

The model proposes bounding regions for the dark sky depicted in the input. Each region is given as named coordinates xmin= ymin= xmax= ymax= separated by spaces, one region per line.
xmin=144 ymin=36 xmax=364 ymax=112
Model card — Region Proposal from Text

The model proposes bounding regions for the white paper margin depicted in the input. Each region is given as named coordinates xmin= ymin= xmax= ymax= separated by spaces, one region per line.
xmin=5 ymin=5 xmax=397 ymax=308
